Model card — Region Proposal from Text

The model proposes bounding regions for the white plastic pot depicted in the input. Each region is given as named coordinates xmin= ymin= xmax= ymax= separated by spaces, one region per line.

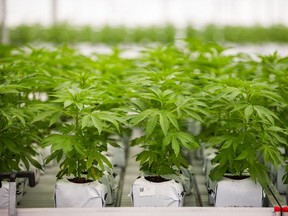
xmin=275 ymin=165 xmax=287 ymax=194
xmin=203 ymin=149 xmax=217 ymax=205
xmin=268 ymin=149 xmax=288 ymax=194
xmin=130 ymin=176 xmax=184 ymax=207
xmin=99 ymin=172 xmax=117 ymax=205
xmin=214 ymin=176 xmax=263 ymax=207
xmin=0 ymin=181 xmax=9 ymax=208
xmin=180 ymin=166 xmax=194 ymax=195
xmin=162 ymin=166 xmax=194 ymax=195
xmin=40 ymin=146 xmax=57 ymax=168
xmin=107 ymin=140 xmax=126 ymax=168
xmin=54 ymin=178 xmax=107 ymax=207
xmin=202 ymin=148 xmax=218 ymax=176
xmin=0 ymin=180 xmax=25 ymax=208
xmin=186 ymin=119 xmax=202 ymax=136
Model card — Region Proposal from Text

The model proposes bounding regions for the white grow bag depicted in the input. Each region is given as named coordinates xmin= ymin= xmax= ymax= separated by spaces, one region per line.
xmin=107 ymin=141 xmax=126 ymax=168
xmin=130 ymin=176 xmax=184 ymax=207
xmin=54 ymin=178 xmax=107 ymax=208
xmin=99 ymin=172 xmax=117 ymax=205
xmin=0 ymin=179 xmax=28 ymax=208
xmin=0 ymin=181 xmax=9 ymax=208
xmin=41 ymin=146 xmax=57 ymax=168
xmin=275 ymin=165 xmax=287 ymax=194
xmin=214 ymin=177 xmax=263 ymax=207
xmin=162 ymin=166 xmax=193 ymax=195
xmin=203 ymin=149 xmax=217 ymax=205
xmin=180 ymin=166 xmax=194 ymax=195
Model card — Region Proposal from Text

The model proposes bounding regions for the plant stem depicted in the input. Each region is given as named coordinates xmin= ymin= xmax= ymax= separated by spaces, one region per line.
xmin=75 ymin=107 xmax=81 ymax=178
xmin=75 ymin=107 xmax=79 ymax=134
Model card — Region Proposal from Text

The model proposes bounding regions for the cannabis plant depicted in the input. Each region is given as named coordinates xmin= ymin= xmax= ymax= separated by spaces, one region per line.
xmin=126 ymin=62 xmax=207 ymax=176
xmin=0 ymin=61 xmax=42 ymax=172
xmin=38 ymin=82 xmax=125 ymax=181
xmin=205 ymin=77 xmax=287 ymax=186
xmin=28 ymin=47 xmax=130 ymax=181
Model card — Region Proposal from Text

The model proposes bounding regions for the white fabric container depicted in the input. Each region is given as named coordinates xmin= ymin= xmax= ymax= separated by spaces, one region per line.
xmin=54 ymin=178 xmax=107 ymax=207
xmin=276 ymin=165 xmax=287 ymax=194
xmin=107 ymin=141 xmax=126 ymax=168
xmin=99 ymin=172 xmax=116 ymax=205
xmin=180 ymin=166 xmax=194 ymax=195
xmin=41 ymin=146 xmax=57 ymax=168
xmin=130 ymin=176 xmax=184 ymax=207
xmin=0 ymin=179 xmax=27 ymax=208
xmin=162 ymin=168 xmax=193 ymax=195
xmin=215 ymin=177 xmax=263 ymax=207
xmin=0 ymin=181 xmax=9 ymax=208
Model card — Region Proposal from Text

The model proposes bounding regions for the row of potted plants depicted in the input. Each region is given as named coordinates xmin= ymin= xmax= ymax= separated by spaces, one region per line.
xmin=186 ymin=24 xmax=288 ymax=44
xmin=0 ymin=39 xmax=287 ymax=207
xmin=5 ymin=24 xmax=176 ymax=45
xmin=2 ymin=23 xmax=288 ymax=45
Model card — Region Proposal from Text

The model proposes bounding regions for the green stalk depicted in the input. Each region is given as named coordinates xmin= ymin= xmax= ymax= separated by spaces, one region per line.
xmin=74 ymin=107 xmax=81 ymax=179
xmin=75 ymin=107 xmax=79 ymax=134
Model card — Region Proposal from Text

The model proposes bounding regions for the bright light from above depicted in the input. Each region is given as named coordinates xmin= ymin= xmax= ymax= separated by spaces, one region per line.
xmin=5 ymin=0 xmax=288 ymax=27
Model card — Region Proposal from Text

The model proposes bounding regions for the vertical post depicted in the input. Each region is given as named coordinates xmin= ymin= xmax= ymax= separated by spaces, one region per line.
xmin=1 ymin=0 xmax=9 ymax=44
xmin=8 ymin=182 xmax=17 ymax=216
xmin=8 ymin=172 xmax=17 ymax=216
xmin=52 ymin=0 xmax=57 ymax=25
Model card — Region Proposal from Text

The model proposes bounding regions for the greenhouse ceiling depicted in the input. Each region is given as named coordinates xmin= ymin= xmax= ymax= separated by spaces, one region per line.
xmin=1 ymin=0 xmax=288 ymax=27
